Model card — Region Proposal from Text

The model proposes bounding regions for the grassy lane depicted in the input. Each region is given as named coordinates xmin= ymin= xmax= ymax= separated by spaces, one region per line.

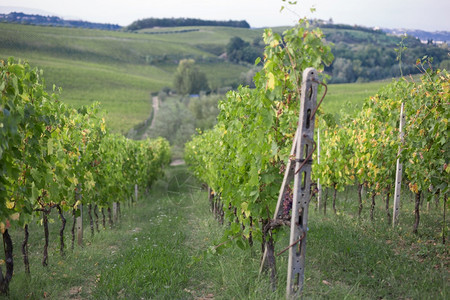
xmin=93 ymin=166 xmax=448 ymax=299
xmin=7 ymin=166 xmax=447 ymax=299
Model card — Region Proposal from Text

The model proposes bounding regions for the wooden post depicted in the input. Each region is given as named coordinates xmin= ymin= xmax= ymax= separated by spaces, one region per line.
xmin=259 ymin=68 xmax=319 ymax=299
xmin=286 ymin=68 xmax=318 ymax=298
xmin=76 ymin=204 xmax=83 ymax=246
xmin=317 ymin=129 xmax=321 ymax=210
xmin=113 ymin=202 xmax=118 ymax=223
xmin=393 ymin=102 xmax=405 ymax=227
xmin=134 ymin=184 xmax=138 ymax=202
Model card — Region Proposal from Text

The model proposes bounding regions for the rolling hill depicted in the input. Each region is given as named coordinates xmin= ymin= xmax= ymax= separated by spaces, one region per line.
xmin=0 ymin=22 xmax=259 ymax=133
xmin=1 ymin=18 xmax=447 ymax=133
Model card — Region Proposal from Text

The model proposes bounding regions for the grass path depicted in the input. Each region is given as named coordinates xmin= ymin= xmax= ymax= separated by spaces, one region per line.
xmin=6 ymin=166 xmax=447 ymax=299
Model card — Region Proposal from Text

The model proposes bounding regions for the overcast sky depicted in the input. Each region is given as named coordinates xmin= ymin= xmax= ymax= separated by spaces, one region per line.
xmin=1 ymin=0 xmax=449 ymax=31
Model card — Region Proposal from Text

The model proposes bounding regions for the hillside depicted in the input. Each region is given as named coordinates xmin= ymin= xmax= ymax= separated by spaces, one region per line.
xmin=0 ymin=23 xmax=256 ymax=133
xmin=317 ymin=23 xmax=449 ymax=83
xmin=1 ymin=20 xmax=448 ymax=133
xmin=0 ymin=11 xmax=121 ymax=30
xmin=382 ymin=28 xmax=450 ymax=44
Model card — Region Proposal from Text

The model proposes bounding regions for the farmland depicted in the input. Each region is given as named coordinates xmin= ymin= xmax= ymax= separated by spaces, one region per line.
xmin=0 ymin=22 xmax=397 ymax=133
xmin=0 ymin=23 xmax=258 ymax=132
xmin=1 ymin=19 xmax=447 ymax=299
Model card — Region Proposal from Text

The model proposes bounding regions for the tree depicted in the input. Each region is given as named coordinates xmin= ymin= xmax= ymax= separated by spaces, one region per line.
xmin=226 ymin=37 xmax=261 ymax=64
xmin=173 ymin=59 xmax=209 ymax=95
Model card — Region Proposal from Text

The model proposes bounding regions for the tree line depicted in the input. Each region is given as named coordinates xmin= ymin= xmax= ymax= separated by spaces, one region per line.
xmin=0 ymin=12 xmax=122 ymax=30
xmin=224 ymin=23 xmax=449 ymax=84
xmin=126 ymin=17 xmax=250 ymax=31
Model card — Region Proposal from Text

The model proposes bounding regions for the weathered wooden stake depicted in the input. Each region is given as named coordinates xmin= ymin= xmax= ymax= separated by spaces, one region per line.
xmin=113 ymin=202 xmax=118 ymax=223
xmin=76 ymin=204 xmax=83 ymax=246
xmin=317 ymin=129 xmax=321 ymax=210
xmin=393 ymin=102 xmax=405 ymax=227
xmin=259 ymin=68 xmax=319 ymax=299
xmin=135 ymin=184 xmax=138 ymax=202
xmin=286 ymin=68 xmax=318 ymax=298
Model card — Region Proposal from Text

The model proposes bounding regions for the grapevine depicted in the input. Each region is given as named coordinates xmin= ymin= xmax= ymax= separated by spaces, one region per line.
xmin=0 ymin=58 xmax=171 ymax=293
xmin=185 ymin=18 xmax=333 ymax=285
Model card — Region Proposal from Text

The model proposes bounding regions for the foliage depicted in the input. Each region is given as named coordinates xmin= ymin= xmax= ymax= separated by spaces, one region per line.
xmin=315 ymin=59 xmax=449 ymax=232
xmin=185 ymin=19 xmax=333 ymax=246
xmin=226 ymin=36 xmax=262 ymax=64
xmin=187 ymin=94 xmax=222 ymax=131
xmin=321 ymin=25 xmax=449 ymax=83
xmin=4 ymin=166 xmax=446 ymax=299
xmin=187 ymin=17 xmax=448 ymax=263
xmin=173 ymin=59 xmax=209 ymax=95
xmin=148 ymin=94 xmax=222 ymax=159
xmin=0 ymin=58 xmax=171 ymax=290
xmin=127 ymin=17 xmax=250 ymax=31
xmin=401 ymin=63 xmax=449 ymax=197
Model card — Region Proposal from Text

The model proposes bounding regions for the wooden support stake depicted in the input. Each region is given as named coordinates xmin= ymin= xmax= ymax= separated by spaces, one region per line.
xmin=317 ymin=129 xmax=321 ymax=210
xmin=286 ymin=68 xmax=318 ymax=298
xmin=393 ymin=102 xmax=405 ymax=227
xmin=135 ymin=184 xmax=138 ymax=202
xmin=76 ymin=204 xmax=83 ymax=246
xmin=259 ymin=68 xmax=319 ymax=299
xmin=113 ymin=202 xmax=118 ymax=223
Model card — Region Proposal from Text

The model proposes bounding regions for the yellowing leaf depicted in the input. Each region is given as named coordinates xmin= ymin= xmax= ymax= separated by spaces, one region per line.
xmin=74 ymin=200 xmax=82 ymax=210
xmin=10 ymin=213 xmax=20 ymax=221
xmin=270 ymin=40 xmax=279 ymax=48
xmin=267 ymin=72 xmax=275 ymax=90
xmin=241 ymin=202 xmax=250 ymax=217
xmin=5 ymin=201 xmax=14 ymax=209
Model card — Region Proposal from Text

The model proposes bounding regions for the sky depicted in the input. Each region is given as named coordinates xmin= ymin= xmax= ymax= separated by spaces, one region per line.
xmin=0 ymin=0 xmax=449 ymax=31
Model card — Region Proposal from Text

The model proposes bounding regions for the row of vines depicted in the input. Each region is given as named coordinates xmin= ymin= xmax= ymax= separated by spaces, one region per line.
xmin=315 ymin=59 xmax=448 ymax=235
xmin=184 ymin=19 xmax=449 ymax=290
xmin=185 ymin=19 xmax=334 ymax=285
xmin=0 ymin=58 xmax=171 ymax=293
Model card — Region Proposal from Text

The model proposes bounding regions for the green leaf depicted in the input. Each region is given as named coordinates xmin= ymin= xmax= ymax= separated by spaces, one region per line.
xmin=31 ymin=183 xmax=39 ymax=202
xmin=47 ymin=138 xmax=54 ymax=155
xmin=236 ymin=239 xmax=245 ymax=250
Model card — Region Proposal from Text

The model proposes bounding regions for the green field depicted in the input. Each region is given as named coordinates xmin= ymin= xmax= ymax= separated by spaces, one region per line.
xmin=323 ymin=80 xmax=388 ymax=116
xmin=0 ymin=23 xmax=261 ymax=133
xmin=0 ymin=22 xmax=391 ymax=133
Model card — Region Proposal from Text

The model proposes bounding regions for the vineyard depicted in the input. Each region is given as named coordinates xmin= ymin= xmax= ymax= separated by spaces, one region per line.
xmin=0 ymin=58 xmax=171 ymax=293
xmin=0 ymin=17 xmax=448 ymax=298
xmin=185 ymin=19 xmax=449 ymax=297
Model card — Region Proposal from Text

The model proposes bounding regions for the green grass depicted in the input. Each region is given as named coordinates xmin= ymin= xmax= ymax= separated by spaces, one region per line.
xmin=5 ymin=166 xmax=447 ymax=299
xmin=137 ymin=26 xmax=265 ymax=45
xmin=323 ymin=74 xmax=423 ymax=118
xmin=322 ymin=80 xmax=388 ymax=118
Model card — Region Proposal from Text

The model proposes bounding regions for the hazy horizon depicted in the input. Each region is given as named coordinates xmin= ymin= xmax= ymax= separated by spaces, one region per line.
xmin=1 ymin=0 xmax=449 ymax=31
